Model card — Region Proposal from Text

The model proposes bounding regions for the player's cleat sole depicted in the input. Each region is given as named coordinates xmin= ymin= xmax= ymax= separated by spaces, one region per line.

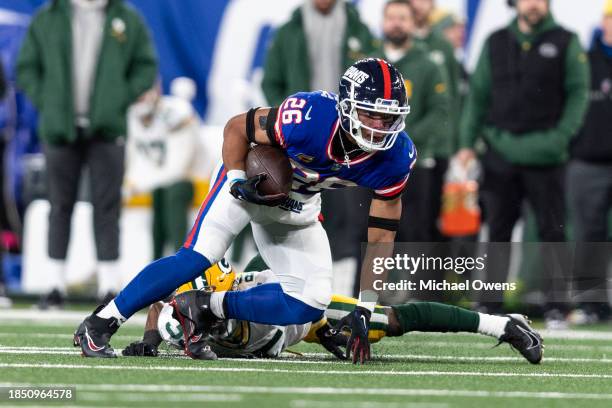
xmin=73 ymin=306 xmax=120 ymax=358
xmin=498 ymin=314 xmax=543 ymax=364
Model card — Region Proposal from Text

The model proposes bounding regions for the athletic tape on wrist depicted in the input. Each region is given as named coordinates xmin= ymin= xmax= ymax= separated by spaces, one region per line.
xmin=228 ymin=169 xmax=247 ymax=184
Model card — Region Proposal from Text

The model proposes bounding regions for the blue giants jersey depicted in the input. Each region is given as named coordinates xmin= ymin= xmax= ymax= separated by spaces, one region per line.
xmin=272 ymin=91 xmax=417 ymax=199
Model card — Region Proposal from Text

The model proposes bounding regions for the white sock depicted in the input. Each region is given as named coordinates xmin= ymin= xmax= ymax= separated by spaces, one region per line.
xmin=47 ymin=259 xmax=66 ymax=295
xmin=97 ymin=260 xmax=122 ymax=297
xmin=96 ymin=300 xmax=126 ymax=324
xmin=210 ymin=291 xmax=226 ymax=319
xmin=477 ymin=313 xmax=510 ymax=339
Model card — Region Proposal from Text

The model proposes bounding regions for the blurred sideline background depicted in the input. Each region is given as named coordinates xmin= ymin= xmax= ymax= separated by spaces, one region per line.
xmin=0 ymin=0 xmax=608 ymax=299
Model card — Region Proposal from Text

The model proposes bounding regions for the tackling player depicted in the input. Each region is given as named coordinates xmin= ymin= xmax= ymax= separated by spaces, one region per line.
xmin=122 ymin=258 xmax=543 ymax=364
xmin=75 ymin=58 xmax=415 ymax=363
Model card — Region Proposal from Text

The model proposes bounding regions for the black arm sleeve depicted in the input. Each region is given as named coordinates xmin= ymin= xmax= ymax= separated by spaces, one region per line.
xmin=245 ymin=107 xmax=259 ymax=144
xmin=265 ymin=107 xmax=279 ymax=146
xmin=368 ymin=216 xmax=400 ymax=231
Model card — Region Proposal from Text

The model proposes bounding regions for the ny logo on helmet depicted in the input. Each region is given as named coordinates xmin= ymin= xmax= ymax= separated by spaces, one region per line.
xmin=343 ymin=66 xmax=370 ymax=85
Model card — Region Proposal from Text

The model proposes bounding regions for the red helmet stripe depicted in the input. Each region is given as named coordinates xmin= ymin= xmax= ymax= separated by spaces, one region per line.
xmin=377 ymin=59 xmax=391 ymax=99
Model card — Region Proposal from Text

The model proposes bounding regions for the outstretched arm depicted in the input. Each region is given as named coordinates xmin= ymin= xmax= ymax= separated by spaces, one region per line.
xmin=344 ymin=195 xmax=402 ymax=364
xmin=358 ymin=195 xmax=402 ymax=308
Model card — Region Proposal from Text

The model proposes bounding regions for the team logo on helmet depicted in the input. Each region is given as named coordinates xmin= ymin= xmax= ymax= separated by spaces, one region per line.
xmin=175 ymin=258 xmax=236 ymax=294
xmin=342 ymin=66 xmax=370 ymax=85
xmin=338 ymin=58 xmax=411 ymax=152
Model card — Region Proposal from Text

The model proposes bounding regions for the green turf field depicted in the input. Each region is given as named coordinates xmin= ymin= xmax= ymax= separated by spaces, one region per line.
xmin=1 ymin=310 xmax=612 ymax=408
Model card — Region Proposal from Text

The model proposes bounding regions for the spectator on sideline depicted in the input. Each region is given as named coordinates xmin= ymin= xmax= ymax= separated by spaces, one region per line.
xmin=261 ymin=0 xmax=378 ymax=296
xmin=125 ymin=79 xmax=198 ymax=260
xmin=262 ymin=0 xmax=377 ymax=105
xmin=457 ymin=0 xmax=589 ymax=323
xmin=410 ymin=0 xmax=460 ymax=136
xmin=408 ymin=0 xmax=461 ymax=240
xmin=436 ymin=12 xmax=470 ymax=110
xmin=376 ymin=0 xmax=450 ymax=243
xmin=566 ymin=0 xmax=612 ymax=324
xmin=17 ymin=0 xmax=157 ymax=307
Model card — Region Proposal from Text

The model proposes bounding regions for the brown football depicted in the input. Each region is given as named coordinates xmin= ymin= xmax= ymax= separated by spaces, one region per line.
xmin=246 ymin=145 xmax=292 ymax=198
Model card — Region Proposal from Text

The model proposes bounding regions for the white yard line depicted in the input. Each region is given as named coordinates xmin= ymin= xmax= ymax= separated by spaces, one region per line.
xmin=0 ymin=309 xmax=146 ymax=326
xmin=0 ymin=406 xmax=130 ymax=408
xmin=78 ymin=392 xmax=242 ymax=402
xmin=0 ymin=309 xmax=612 ymax=346
xmin=297 ymin=352 xmax=612 ymax=364
xmin=1 ymin=346 xmax=612 ymax=365
xmin=396 ymin=340 xmax=612 ymax=352
xmin=383 ymin=330 xmax=612 ymax=341
xmin=290 ymin=400 xmax=449 ymax=408
xmin=2 ymin=382 xmax=612 ymax=401
xmin=0 ymin=332 xmax=137 ymax=341
xmin=5 ymin=334 xmax=612 ymax=353
xmin=1 ymin=310 xmax=612 ymax=341
xmin=1 ymin=362 xmax=612 ymax=379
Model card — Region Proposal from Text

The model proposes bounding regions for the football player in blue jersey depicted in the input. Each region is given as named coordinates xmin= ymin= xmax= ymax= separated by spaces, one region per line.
xmin=75 ymin=58 xmax=415 ymax=364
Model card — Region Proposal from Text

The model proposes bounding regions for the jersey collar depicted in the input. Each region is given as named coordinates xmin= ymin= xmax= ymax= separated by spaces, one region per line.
xmin=326 ymin=119 xmax=376 ymax=166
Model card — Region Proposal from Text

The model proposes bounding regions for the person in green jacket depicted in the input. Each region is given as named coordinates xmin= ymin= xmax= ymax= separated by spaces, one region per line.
xmin=17 ymin=0 xmax=157 ymax=307
xmin=455 ymin=0 xmax=589 ymax=320
xmin=261 ymin=0 xmax=378 ymax=106
xmin=409 ymin=0 xmax=461 ymax=152
xmin=261 ymin=0 xmax=379 ymax=295
xmin=376 ymin=0 xmax=450 ymax=243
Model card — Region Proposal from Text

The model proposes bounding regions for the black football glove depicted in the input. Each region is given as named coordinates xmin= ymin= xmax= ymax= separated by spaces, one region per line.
xmin=315 ymin=322 xmax=348 ymax=360
xmin=122 ymin=329 xmax=161 ymax=357
xmin=229 ymin=174 xmax=287 ymax=207
xmin=121 ymin=341 xmax=159 ymax=357
xmin=334 ymin=306 xmax=372 ymax=364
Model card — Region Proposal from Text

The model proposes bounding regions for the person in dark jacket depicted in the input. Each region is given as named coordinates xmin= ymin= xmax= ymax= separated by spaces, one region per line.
xmin=17 ymin=0 xmax=157 ymax=307
xmin=566 ymin=0 xmax=612 ymax=324
xmin=456 ymin=0 xmax=589 ymax=322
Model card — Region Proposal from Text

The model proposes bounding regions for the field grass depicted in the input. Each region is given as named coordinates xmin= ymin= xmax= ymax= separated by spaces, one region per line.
xmin=1 ymin=310 xmax=612 ymax=408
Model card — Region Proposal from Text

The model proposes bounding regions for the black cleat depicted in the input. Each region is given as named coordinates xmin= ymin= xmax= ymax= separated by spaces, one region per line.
xmin=38 ymin=289 xmax=65 ymax=310
xmin=498 ymin=314 xmax=543 ymax=364
xmin=170 ymin=290 xmax=221 ymax=359
xmin=73 ymin=305 xmax=120 ymax=358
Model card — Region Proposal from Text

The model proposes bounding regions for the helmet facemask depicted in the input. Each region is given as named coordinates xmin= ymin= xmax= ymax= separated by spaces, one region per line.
xmin=339 ymin=81 xmax=410 ymax=152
